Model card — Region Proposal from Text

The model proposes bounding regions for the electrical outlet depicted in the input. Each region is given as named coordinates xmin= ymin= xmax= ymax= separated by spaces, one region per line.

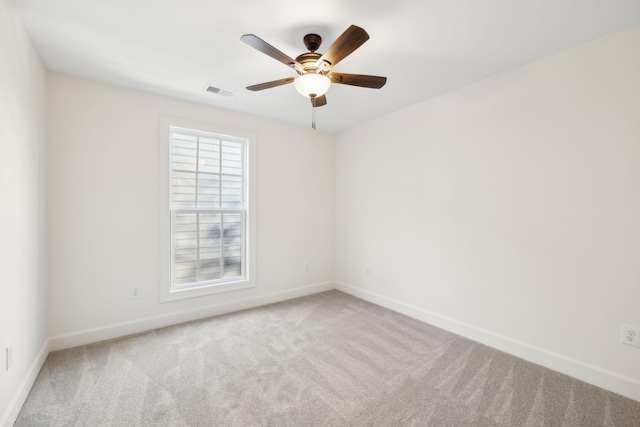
xmin=365 ymin=266 xmax=372 ymax=277
xmin=130 ymin=286 xmax=140 ymax=299
xmin=621 ymin=324 xmax=640 ymax=347
xmin=6 ymin=344 xmax=13 ymax=370
xmin=304 ymin=263 xmax=310 ymax=273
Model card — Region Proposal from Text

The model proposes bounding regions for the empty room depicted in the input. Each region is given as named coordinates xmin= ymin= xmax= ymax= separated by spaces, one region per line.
xmin=2 ymin=0 xmax=640 ymax=425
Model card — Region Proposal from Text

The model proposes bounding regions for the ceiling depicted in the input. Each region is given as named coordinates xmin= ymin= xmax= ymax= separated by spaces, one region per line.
xmin=11 ymin=0 xmax=640 ymax=133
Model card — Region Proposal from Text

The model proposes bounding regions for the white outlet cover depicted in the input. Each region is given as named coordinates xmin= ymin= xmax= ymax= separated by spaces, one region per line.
xmin=621 ymin=324 xmax=640 ymax=347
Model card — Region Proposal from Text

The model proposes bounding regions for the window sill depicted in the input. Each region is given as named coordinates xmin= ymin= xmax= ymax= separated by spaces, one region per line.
xmin=160 ymin=278 xmax=255 ymax=302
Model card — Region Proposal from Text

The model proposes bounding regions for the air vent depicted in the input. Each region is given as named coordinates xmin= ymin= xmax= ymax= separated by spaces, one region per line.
xmin=203 ymin=84 xmax=234 ymax=97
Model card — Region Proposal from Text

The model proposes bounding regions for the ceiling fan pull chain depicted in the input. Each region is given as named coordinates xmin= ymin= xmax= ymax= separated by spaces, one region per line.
xmin=312 ymin=105 xmax=316 ymax=130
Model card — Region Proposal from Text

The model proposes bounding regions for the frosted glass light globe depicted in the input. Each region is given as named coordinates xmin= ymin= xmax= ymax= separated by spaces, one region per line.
xmin=294 ymin=74 xmax=331 ymax=98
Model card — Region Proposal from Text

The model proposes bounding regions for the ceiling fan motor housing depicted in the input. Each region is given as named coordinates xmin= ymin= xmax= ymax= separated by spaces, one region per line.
xmin=295 ymin=52 xmax=323 ymax=74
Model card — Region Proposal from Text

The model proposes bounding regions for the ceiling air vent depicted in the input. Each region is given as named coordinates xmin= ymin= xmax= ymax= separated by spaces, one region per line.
xmin=203 ymin=84 xmax=234 ymax=97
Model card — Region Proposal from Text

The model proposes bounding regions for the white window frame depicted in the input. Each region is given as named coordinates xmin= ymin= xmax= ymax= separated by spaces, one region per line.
xmin=160 ymin=116 xmax=256 ymax=302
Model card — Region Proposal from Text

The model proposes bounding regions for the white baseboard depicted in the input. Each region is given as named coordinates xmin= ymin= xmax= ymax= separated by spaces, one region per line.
xmin=1 ymin=339 xmax=50 ymax=427
xmin=49 ymin=281 xmax=335 ymax=352
xmin=335 ymin=281 xmax=640 ymax=403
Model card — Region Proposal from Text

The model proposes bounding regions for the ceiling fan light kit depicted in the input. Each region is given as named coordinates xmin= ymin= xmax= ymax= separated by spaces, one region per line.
xmin=241 ymin=25 xmax=387 ymax=129
xmin=294 ymin=73 xmax=331 ymax=98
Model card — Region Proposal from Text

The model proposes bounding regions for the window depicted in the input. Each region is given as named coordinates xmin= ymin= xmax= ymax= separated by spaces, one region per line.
xmin=161 ymin=119 xmax=255 ymax=301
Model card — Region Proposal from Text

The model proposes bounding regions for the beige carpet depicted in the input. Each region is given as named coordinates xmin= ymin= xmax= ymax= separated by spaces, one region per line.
xmin=16 ymin=290 xmax=640 ymax=426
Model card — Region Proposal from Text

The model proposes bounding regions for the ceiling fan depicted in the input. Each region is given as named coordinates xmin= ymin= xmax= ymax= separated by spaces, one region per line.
xmin=241 ymin=25 xmax=387 ymax=129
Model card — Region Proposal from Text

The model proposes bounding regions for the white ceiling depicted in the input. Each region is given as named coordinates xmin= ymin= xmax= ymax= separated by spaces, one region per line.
xmin=11 ymin=0 xmax=640 ymax=133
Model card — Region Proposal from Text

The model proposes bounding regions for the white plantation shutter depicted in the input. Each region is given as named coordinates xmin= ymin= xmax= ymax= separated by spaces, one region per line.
xmin=170 ymin=127 xmax=247 ymax=289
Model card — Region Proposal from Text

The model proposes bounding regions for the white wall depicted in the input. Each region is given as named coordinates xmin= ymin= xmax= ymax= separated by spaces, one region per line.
xmin=3 ymin=7 xmax=639 ymax=421
xmin=47 ymin=73 xmax=334 ymax=345
xmin=0 ymin=0 xmax=48 ymax=424
xmin=335 ymin=25 xmax=640 ymax=400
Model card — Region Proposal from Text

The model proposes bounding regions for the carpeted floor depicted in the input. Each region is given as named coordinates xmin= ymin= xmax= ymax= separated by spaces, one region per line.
xmin=16 ymin=290 xmax=640 ymax=426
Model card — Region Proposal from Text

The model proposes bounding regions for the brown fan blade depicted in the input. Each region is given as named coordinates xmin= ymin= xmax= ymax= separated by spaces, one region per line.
xmin=241 ymin=34 xmax=301 ymax=70
xmin=316 ymin=25 xmax=369 ymax=70
xmin=246 ymin=77 xmax=295 ymax=91
xmin=329 ymin=73 xmax=387 ymax=89
xmin=311 ymin=95 xmax=327 ymax=108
